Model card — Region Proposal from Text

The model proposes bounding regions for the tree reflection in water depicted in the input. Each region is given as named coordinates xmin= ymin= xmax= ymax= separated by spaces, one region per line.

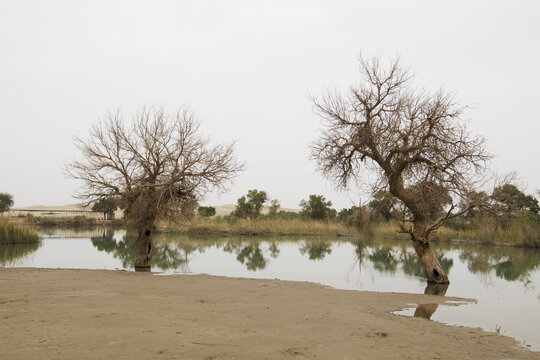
xmin=354 ymin=240 xmax=540 ymax=287
xmin=91 ymin=234 xmax=280 ymax=272
xmin=457 ymin=245 xmax=540 ymax=285
xmin=413 ymin=283 xmax=449 ymax=320
xmin=368 ymin=246 xmax=399 ymax=273
xmin=354 ymin=241 xmax=454 ymax=279
xmin=88 ymin=231 xmax=540 ymax=287
xmin=269 ymin=241 xmax=280 ymax=259
xmin=222 ymin=240 xmax=268 ymax=271
xmin=299 ymin=241 xmax=332 ymax=260
xmin=91 ymin=230 xmax=194 ymax=271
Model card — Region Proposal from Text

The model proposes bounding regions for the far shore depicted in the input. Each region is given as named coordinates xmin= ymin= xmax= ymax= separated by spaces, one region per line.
xmin=3 ymin=203 xmax=538 ymax=248
xmin=1 ymin=268 xmax=537 ymax=359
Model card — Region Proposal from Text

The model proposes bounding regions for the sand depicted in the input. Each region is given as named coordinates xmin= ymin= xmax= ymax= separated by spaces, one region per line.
xmin=6 ymin=203 xmax=297 ymax=219
xmin=1 ymin=268 xmax=537 ymax=360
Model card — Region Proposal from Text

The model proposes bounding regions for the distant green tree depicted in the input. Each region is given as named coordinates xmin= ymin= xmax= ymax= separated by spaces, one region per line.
xmin=368 ymin=191 xmax=398 ymax=221
xmin=268 ymin=199 xmax=280 ymax=217
xmin=337 ymin=206 xmax=359 ymax=224
xmin=463 ymin=190 xmax=491 ymax=218
xmin=247 ymin=189 xmax=268 ymax=218
xmin=232 ymin=195 xmax=251 ymax=219
xmin=492 ymin=184 xmax=539 ymax=216
xmin=299 ymin=195 xmax=334 ymax=220
xmin=232 ymin=189 xmax=268 ymax=219
xmin=0 ymin=193 xmax=14 ymax=214
xmin=198 ymin=206 xmax=216 ymax=217
xmin=92 ymin=197 xmax=117 ymax=220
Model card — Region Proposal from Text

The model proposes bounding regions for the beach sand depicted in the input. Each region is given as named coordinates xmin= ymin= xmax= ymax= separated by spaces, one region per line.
xmin=1 ymin=268 xmax=537 ymax=359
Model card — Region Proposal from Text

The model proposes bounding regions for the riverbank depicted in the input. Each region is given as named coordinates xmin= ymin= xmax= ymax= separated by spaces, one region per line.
xmin=1 ymin=268 xmax=537 ymax=359
xmin=159 ymin=217 xmax=540 ymax=248
xmin=6 ymin=213 xmax=539 ymax=249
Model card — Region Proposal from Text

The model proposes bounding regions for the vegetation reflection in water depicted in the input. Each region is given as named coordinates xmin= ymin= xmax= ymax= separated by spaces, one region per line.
xmin=87 ymin=230 xmax=540 ymax=288
xmin=5 ymin=228 xmax=539 ymax=288
xmin=0 ymin=242 xmax=42 ymax=267
xmin=91 ymin=231 xmax=337 ymax=272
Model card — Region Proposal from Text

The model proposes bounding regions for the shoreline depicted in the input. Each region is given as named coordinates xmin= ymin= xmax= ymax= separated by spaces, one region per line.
xmin=1 ymin=268 xmax=537 ymax=359
xmin=4 ymin=213 xmax=539 ymax=249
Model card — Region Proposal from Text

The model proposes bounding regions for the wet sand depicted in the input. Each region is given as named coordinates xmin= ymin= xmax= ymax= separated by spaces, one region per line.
xmin=1 ymin=268 xmax=537 ymax=359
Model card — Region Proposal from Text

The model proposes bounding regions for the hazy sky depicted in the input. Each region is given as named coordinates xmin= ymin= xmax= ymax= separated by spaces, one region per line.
xmin=1 ymin=0 xmax=539 ymax=210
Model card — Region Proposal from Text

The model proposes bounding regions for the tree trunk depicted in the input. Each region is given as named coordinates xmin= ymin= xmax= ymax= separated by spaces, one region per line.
xmin=135 ymin=224 xmax=153 ymax=270
xmin=412 ymin=239 xmax=449 ymax=284
xmin=410 ymin=218 xmax=449 ymax=284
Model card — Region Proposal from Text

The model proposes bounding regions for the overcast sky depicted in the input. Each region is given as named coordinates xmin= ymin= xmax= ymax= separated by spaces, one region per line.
xmin=1 ymin=0 xmax=539 ymax=210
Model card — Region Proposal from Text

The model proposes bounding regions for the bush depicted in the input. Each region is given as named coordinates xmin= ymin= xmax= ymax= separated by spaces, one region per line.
xmin=198 ymin=206 xmax=216 ymax=217
xmin=299 ymin=195 xmax=335 ymax=221
xmin=232 ymin=189 xmax=268 ymax=219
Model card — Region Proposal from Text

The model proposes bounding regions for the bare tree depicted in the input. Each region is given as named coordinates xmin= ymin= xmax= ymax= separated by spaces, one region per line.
xmin=311 ymin=56 xmax=491 ymax=283
xmin=66 ymin=107 xmax=243 ymax=269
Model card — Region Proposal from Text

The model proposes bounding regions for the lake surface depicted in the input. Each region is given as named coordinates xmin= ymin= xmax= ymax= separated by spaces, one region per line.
xmin=2 ymin=227 xmax=540 ymax=351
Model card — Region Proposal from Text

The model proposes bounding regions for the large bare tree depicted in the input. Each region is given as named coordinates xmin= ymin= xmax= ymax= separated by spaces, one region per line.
xmin=66 ymin=107 xmax=243 ymax=269
xmin=311 ymin=56 xmax=491 ymax=283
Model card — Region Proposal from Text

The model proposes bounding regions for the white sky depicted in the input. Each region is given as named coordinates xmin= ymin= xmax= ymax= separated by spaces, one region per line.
xmin=1 ymin=0 xmax=539 ymax=210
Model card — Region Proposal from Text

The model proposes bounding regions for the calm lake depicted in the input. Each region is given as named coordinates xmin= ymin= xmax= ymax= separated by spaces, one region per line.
xmin=2 ymin=227 xmax=540 ymax=351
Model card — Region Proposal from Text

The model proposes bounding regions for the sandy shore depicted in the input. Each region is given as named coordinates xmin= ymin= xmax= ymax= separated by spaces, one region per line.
xmin=1 ymin=268 xmax=537 ymax=360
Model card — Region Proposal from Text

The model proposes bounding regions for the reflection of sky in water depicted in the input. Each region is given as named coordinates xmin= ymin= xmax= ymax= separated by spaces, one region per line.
xmin=3 ymin=232 xmax=540 ymax=351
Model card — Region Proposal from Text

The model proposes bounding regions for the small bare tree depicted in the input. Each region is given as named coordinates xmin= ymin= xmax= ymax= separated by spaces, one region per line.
xmin=66 ymin=107 xmax=243 ymax=269
xmin=311 ymin=56 xmax=491 ymax=283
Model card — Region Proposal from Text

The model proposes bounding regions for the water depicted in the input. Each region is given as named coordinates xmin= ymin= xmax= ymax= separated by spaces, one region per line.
xmin=2 ymin=228 xmax=539 ymax=350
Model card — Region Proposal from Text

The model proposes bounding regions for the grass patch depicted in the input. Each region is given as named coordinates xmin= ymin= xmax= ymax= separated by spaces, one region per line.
xmin=0 ymin=219 xmax=39 ymax=244
xmin=422 ymin=215 xmax=540 ymax=248
xmin=158 ymin=217 xmax=360 ymax=237
xmin=158 ymin=214 xmax=540 ymax=248
xmin=437 ymin=225 xmax=539 ymax=248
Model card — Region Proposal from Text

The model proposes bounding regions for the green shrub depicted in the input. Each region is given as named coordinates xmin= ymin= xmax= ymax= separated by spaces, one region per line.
xmin=198 ymin=206 xmax=216 ymax=217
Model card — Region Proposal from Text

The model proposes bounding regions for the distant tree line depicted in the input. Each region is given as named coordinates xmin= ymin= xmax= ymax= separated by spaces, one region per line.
xmin=190 ymin=183 xmax=539 ymax=237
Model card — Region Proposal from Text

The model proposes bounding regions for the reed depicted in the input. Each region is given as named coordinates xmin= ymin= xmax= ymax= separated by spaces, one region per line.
xmin=0 ymin=219 xmax=40 ymax=244
xmin=158 ymin=214 xmax=540 ymax=248
xmin=429 ymin=216 xmax=540 ymax=248
xmin=159 ymin=217 xmax=358 ymax=237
